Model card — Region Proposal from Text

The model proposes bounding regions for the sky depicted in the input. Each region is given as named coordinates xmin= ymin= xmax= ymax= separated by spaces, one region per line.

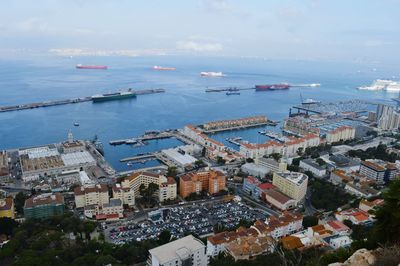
xmin=0 ymin=0 xmax=399 ymax=63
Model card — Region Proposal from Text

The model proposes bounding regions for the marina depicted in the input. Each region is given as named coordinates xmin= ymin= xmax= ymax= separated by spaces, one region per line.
xmin=0 ymin=88 xmax=165 ymax=113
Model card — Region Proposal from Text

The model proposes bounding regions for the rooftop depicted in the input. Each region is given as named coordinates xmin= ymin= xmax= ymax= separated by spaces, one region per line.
xmin=275 ymin=171 xmax=308 ymax=185
xmin=24 ymin=193 xmax=64 ymax=208
xmin=149 ymin=235 xmax=204 ymax=264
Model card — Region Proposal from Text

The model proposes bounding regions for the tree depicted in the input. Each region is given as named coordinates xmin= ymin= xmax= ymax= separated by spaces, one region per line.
xmin=0 ymin=217 xmax=18 ymax=236
xmin=216 ymin=156 xmax=225 ymax=165
xmin=270 ymin=153 xmax=282 ymax=162
xmin=158 ymin=230 xmax=171 ymax=245
xmin=373 ymin=179 xmax=400 ymax=244
xmin=195 ymin=160 xmax=205 ymax=167
xmin=316 ymin=158 xmax=326 ymax=166
xmin=167 ymin=166 xmax=177 ymax=178
xmin=302 ymin=216 xmax=318 ymax=228
xmin=14 ymin=192 xmax=28 ymax=215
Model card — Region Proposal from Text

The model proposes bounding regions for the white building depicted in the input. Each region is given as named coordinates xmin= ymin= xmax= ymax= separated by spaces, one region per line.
xmin=299 ymin=159 xmax=326 ymax=177
xmin=376 ymin=104 xmax=400 ymax=130
xmin=74 ymin=184 xmax=109 ymax=208
xmin=257 ymin=157 xmax=287 ymax=173
xmin=84 ymin=198 xmax=124 ymax=220
xmin=112 ymin=184 xmax=135 ymax=206
xmin=325 ymin=126 xmax=356 ymax=143
xmin=148 ymin=235 xmax=207 ymax=266
xmin=121 ymin=171 xmax=177 ymax=202
xmin=323 ymin=235 xmax=352 ymax=249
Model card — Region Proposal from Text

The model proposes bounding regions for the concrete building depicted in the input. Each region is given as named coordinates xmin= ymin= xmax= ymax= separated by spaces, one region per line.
xmin=263 ymin=189 xmax=296 ymax=211
xmin=0 ymin=197 xmax=14 ymax=219
xmin=344 ymin=183 xmax=380 ymax=198
xmin=240 ymin=163 xmax=270 ymax=178
xmin=161 ymin=146 xmax=198 ymax=168
xmin=272 ymin=172 xmax=308 ymax=203
xmin=112 ymin=184 xmax=135 ymax=206
xmin=359 ymin=160 xmax=397 ymax=184
xmin=325 ymin=126 xmax=356 ymax=143
xmin=24 ymin=193 xmax=64 ymax=219
xmin=74 ymin=184 xmax=109 ymax=208
xmin=323 ymin=235 xmax=352 ymax=249
xmin=121 ymin=171 xmax=177 ymax=202
xmin=0 ymin=151 xmax=10 ymax=182
xmin=376 ymin=104 xmax=400 ymax=130
xmin=299 ymin=159 xmax=326 ymax=177
xmin=159 ymin=177 xmax=177 ymax=202
xmin=84 ymin=198 xmax=124 ymax=220
xmin=265 ymin=212 xmax=303 ymax=239
xmin=148 ymin=235 xmax=207 ymax=266
xmin=359 ymin=199 xmax=384 ymax=213
xmin=257 ymin=157 xmax=287 ymax=173
xmin=179 ymin=170 xmax=226 ymax=198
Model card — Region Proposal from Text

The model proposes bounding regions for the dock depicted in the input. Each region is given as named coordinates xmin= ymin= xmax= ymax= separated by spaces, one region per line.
xmin=109 ymin=131 xmax=173 ymax=146
xmin=0 ymin=89 xmax=165 ymax=113
xmin=120 ymin=154 xmax=156 ymax=162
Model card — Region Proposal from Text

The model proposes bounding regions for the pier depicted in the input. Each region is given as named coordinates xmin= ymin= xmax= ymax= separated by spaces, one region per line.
xmin=120 ymin=154 xmax=156 ymax=162
xmin=202 ymin=121 xmax=277 ymax=134
xmin=0 ymin=88 xmax=165 ymax=113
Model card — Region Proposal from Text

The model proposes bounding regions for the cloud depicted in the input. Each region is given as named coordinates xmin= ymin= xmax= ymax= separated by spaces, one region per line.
xmin=176 ymin=40 xmax=223 ymax=53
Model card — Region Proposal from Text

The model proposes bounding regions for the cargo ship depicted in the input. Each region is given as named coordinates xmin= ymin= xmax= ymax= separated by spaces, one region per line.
xmin=255 ymin=84 xmax=290 ymax=91
xmin=200 ymin=71 xmax=224 ymax=77
xmin=153 ymin=65 xmax=176 ymax=70
xmin=76 ymin=64 xmax=108 ymax=70
xmin=92 ymin=89 xmax=136 ymax=102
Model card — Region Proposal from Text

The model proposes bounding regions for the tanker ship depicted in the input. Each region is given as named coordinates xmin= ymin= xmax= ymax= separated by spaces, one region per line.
xmin=76 ymin=64 xmax=108 ymax=70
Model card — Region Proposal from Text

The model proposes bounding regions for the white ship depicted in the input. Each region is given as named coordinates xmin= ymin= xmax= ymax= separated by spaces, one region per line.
xmin=386 ymin=82 xmax=400 ymax=92
xmin=200 ymin=71 xmax=224 ymax=77
xmin=357 ymin=79 xmax=394 ymax=91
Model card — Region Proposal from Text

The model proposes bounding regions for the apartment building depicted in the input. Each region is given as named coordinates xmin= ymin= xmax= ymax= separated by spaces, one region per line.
xmin=256 ymin=157 xmax=287 ymax=173
xmin=112 ymin=184 xmax=135 ymax=206
xmin=121 ymin=171 xmax=177 ymax=202
xmin=325 ymin=126 xmax=356 ymax=143
xmin=84 ymin=198 xmax=124 ymax=220
xmin=265 ymin=212 xmax=304 ymax=239
xmin=359 ymin=160 xmax=397 ymax=184
xmin=24 ymin=193 xmax=64 ymax=219
xmin=272 ymin=172 xmax=308 ymax=203
xmin=299 ymin=159 xmax=326 ymax=177
xmin=179 ymin=170 xmax=226 ymax=198
xmin=74 ymin=184 xmax=109 ymax=208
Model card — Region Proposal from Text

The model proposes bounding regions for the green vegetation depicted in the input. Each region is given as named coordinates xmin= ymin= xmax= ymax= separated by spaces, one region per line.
xmin=302 ymin=215 xmax=318 ymax=228
xmin=309 ymin=178 xmax=355 ymax=211
xmin=216 ymin=156 xmax=226 ymax=165
xmin=194 ymin=159 xmax=206 ymax=168
xmin=0 ymin=217 xmax=18 ymax=236
xmin=138 ymin=182 xmax=159 ymax=207
xmin=316 ymin=158 xmax=326 ymax=166
xmin=269 ymin=153 xmax=282 ymax=162
xmin=347 ymin=144 xmax=398 ymax=162
xmin=14 ymin=192 xmax=28 ymax=215
xmin=166 ymin=166 xmax=178 ymax=178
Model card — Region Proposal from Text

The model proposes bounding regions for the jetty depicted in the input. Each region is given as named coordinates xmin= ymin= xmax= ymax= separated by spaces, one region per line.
xmin=0 ymin=88 xmax=165 ymax=113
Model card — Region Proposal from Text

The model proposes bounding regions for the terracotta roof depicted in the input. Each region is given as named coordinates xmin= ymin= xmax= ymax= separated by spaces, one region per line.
xmin=161 ymin=177 xmax=176 ymax=186
xmin=25 ymin=193 xmax=64 ymax=208
xmin=361 ymin=161 xmax=385 ymax=171
xmin=281 ymin=235 xmax=304 ymax=250
xmin=126 ymin=171 xmax=160 ymax=182
xmin=264 ymin=189 xmax=293 ymax=204
xmin=327 ymin=220 xmax=349 ymax=232
xmin=257 ymin=183 xmax=275 ymax=190
xmin=74 ymin=184 xmax=108 ymax=195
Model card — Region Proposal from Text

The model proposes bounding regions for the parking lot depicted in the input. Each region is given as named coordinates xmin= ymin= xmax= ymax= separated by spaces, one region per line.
xmin=104 ymin=201 xmax=268 ymax=245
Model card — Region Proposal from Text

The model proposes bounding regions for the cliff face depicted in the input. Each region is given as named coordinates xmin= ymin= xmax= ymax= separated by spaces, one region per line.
xmin=328 ymin=249 xmax=377 ymax=266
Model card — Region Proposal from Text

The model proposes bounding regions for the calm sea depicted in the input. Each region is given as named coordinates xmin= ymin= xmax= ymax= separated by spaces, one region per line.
xmin=0 ymin=55 xmax=398 ymax=171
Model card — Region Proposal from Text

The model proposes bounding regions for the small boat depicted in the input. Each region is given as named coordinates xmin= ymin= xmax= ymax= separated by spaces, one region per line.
xmin=226 ymin=92 xmax=240 ymax=95
xmin=74 ymin=122 xmax=80 ymax=127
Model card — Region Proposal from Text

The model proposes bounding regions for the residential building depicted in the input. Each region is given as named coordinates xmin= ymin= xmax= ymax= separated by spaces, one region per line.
xmin=225 ymin=235 xmax=275 ymax=261
xmin=203 ymin=116 xmax=267 ymax=131
xmin=330 ymin=169 xmax=353 ymax=185
xmin=121 ymin=171 xmax=177 ymax=202
xmin=344 ymin=183 xmax=380 ymax=198
xmin=325 ymin=220 xmax=350 ymax=235
xmin=265 ymin=212 xmax=303 ymax=239
xmin=359 ymin=199 xmax=384 ymax=213
xmin=272 ymin=172 xmax=308 ymax=203
xmin=159 ymin=177 xmax=177 ymax=202
xmin=84 ymin=198 xmax=124 ymax=220
xmin=148 ymin=235 xmax=207 ymax=266
xmin=0 ymin=151 xmax=10 ymax=182
xmin=24 ymin=193 xmax=64 ymax=219
xmin=179 ymin=170 xmax=225 ymax=198
xmin=262 ymin=189 xmax=296 ymax=211
xmin=242 ymin=176 xmax=261 ymax=196
xmin=376 ymin=104 xmax=400 ymax=130
xmin=335 ymin=209 xmax=374 ymax=225
xmin=325 ymin=126 xmax=356 ymax=143
xmin=112 ymin=184 xmax=135 ymax=206
xmin=0 ymin=197 xmax=14 ymax=219
xmin=74 ymin=184 xmax=109 ymax=208
xmin=322 ymin=235 xmax=352 ymax=249
xmin=256 ymin=158 xmax=287 ymax=173
xmin=299 ymin=159 xmax=326 ymax=177
xmin=359 ymin=160 xmax=397 ymax=184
